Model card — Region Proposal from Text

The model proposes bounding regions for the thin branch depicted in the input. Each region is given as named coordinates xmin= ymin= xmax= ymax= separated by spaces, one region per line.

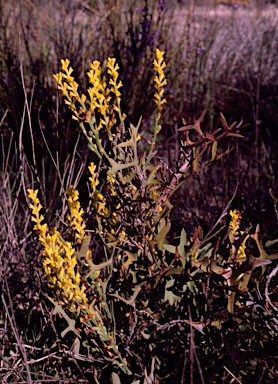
xmin=223 ymin=366 xmax=242 ymax=384
xmin=2 ymin=281 xmax=33 ymax=384
xmin=204 ymin=181 xmax=239 ymax=241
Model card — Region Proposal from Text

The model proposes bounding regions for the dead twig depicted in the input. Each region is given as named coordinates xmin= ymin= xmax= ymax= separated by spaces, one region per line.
xmin=2 ymin=279 xmax=33 ymax=384
xmin=223 ymin=366 xmax=242 ymax=384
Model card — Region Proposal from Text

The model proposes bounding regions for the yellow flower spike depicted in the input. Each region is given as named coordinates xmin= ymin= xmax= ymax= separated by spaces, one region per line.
xmin=147 ymin=49 xmax=167 ymax=164
xmin=53 ymin=59 xmax=84 ymax=124
xmin=27 ymin=189 xmax=48 ymax=240
xmin=61 ymin=58 xmax=70 ymax=72
xmin=237 ymin=234 xmax=249 ymax=263
xmin=66 ymin=186 xmax=86 ymax=243
xmin=106 ymin=173 xmax=117 ymax=196
xmin=87 ymin=60 xmax=102 ymax=86
xmin=87 ymin=60 xmax=111 ymax=134
xmin=53 ymin=72 xmax=63 ymax=86
xmin=88 ymin=162 xmax=100 ymax=192
xmin=153 ymin=49 xmax=167 ymax=112
xmin=107 ymin=58 xmax=120 ymax=79
xmin=28 ymin=187 xmax=89 ymax=318
xmin=229 ymin=209 xmax=242 ymax=238
xmin=107 ymin=57 xmax=123 ymax=121
xmin=88 ymin=162 xmax=97 ymax=174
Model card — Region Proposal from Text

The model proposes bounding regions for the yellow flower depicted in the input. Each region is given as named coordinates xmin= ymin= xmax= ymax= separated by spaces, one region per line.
xmin=27 ymin=189 xmax=48 ymax=239
xmin=153 ymin=49 xmax=167 ymax=111
xmin=53 ymin=59 xmax=81 ymax=121
xmin=28 ymin=188 xmax=89 ymax=317
xmin=107 ymin=173 xmax=117 ymax=196
xmin=42 ymin=231 xmax=88 ymax=313
xmin=237 ymin=234 xmax=249 ymax=263
xmin=87 ymin=60 xmax=110 ymax=124
xmin=66 ymin=186 xmax=86 ymax=243
xmin=229 ymin=209 xmax=242 ymax=237
xmin=119 ymin=230 xmax=128 ymax=241
xmin=88 ymin=163 xmax=100 ymax=192
xmin=107 ymin=58 xmax=120 ymax=80
xmin=61 ymin=58 xmax=71 ymax=72
xmin=107 ymin=57 xmax=123 ymax=120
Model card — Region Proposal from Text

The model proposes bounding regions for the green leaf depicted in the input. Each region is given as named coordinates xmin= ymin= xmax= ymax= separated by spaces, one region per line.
xmin=164 ymin=279 xmax=181 ymax=306
xmin=187 ymin=281 xmax=198 ymax=294
xmin=110 ymin=284 xmax=143 ymax=306
xmin=178 ymin=228 xmax=187 ymax=257
xmin=164 ymin=267 xmax=184 ymax=276
xmin=108 ymin=158 xmax=136 ymax=174
xmin=111 ymin=372 xmax=121 ymax=384
xmin=141 ymin=331 xmax=151 ymax=339
xmin=163 ymin=244 xmax=176 ymax=254
xmin=116 ymin=138 xmax=134 ymax=148
xmin=146 ymin=164 xmax=162 ymax=186
xmin=116 ymin=118 xmax=141 ymax=148
xmin=47 ymin=297 xmax=79 ymax=338
xmin=72 ymin=337 xmax=80 ymax=355
xmin=177 ymin=228 xmax=188 ymax=268
xmin=85 ymin=256 xmax=113 ymax=277
xmin=122 ymin=251 xmax=138 ymax=269
xmin=75 ymin=235 xmax=91 ymax=263
xmin=156 ymin=219 xmax=171 ymax=251
xmin=265 ymin=239 xmax=278 ymax=247
xmin=211 ymin=141 xmax=218 ymax=161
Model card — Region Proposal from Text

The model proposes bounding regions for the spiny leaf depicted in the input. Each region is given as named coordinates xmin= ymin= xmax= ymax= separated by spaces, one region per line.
xmin=75 ymin=235 xmax=91 ymax=262
xmin=164 ymin=279 xmax=181 ymax=306
xmin=122 ymin=251 xmax=138 ymax=270
xmin=156 ymin=219 xmax=171 ymax=251
xmin=85 ymin=256 xmax=113 ymax=277
xmin=116 ymin=118 xmax=141 ymax=148
xmin=116 ymin=137 xmax=134 ymax=148
xmin=186 ymin=281 xmax=198 ymax=294
xmin=251 ymin=225 xmax=278 ymax=262
xmin=110 ymin=284 xmax=143 ymax=306
xmin=108 ymin=158 xmax=136 ymax=174
xmin=184 ymin=320 xmax=205 ymax=334
xmin=146 ymin=164 xmax=162 ymax=186
xmin=48 ymin=297 xmax=79 ymax=338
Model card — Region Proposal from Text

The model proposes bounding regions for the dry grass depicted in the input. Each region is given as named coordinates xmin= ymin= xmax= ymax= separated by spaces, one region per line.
xmin=0 ymin=0 xmax=277 ymax=382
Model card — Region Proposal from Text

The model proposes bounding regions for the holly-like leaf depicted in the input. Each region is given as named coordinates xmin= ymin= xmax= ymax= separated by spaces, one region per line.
xmin=156 ymin=218 xmax=171 ymax=251
xmin=164 ymin=279 xmax=181 ymax=306
xmin=48 ymin=297 xmax=79 ymax=338
xmin=108 ymin=158 xmax=136 ymax=174
xmin=122 ymin=251 xmax=138 ymax=270
xmin=184 ymin=320 xmax=205 ymax=334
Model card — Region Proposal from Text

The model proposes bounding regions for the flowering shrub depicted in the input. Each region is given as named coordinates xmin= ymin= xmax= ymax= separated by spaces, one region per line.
xmin=27 ymin=49 xmax=277 ymax=382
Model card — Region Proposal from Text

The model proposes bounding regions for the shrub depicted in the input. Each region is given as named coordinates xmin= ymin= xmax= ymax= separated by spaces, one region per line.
xmin=26 ymin=49 xmax=278 ymax=383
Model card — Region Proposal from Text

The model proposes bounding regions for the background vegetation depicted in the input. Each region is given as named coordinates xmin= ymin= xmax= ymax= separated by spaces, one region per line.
xmin=0 ymin=0 xmax=277 ymax=383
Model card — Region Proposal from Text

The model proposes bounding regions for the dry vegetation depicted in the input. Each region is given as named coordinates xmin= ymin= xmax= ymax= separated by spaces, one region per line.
xmin=0 ymin=0 xmax=277 ymax=383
